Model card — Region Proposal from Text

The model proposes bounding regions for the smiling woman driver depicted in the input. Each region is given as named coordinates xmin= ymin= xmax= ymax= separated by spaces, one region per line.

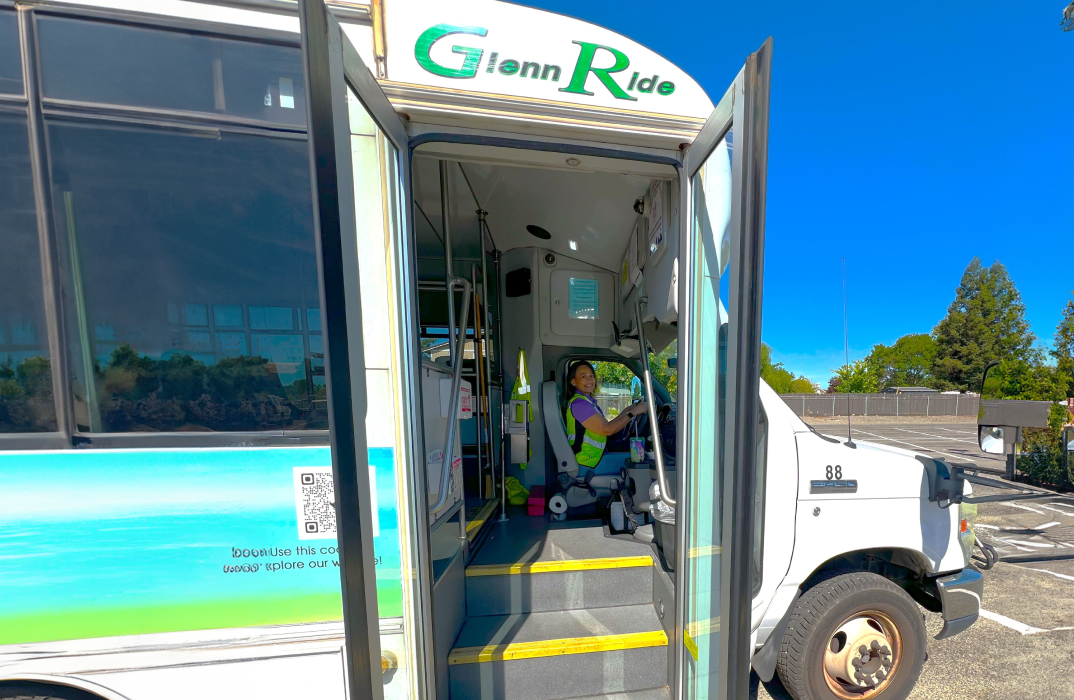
xmin=564 ymin=360 xmax=648 ymax=468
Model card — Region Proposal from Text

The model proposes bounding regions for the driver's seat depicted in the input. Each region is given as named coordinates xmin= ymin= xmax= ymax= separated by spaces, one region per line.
xmin=540 ymin=381 xmax=620 ymax=509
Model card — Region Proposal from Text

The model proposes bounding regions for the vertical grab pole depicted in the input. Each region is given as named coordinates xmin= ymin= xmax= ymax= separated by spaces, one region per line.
xmin=478 ymin=212 xmax=497 ymax=500
xmin=429 ymin=280 xmax=473 ymax=513
xmin=440 ymin=160 xmax=456 ymax=365
xmin=494 ymin=248 xmax=509 ymax=522
xmin=634 ymin=295 xmax=675 ymax=507
xmin=471 ymin=264 xmax=487 ymax=498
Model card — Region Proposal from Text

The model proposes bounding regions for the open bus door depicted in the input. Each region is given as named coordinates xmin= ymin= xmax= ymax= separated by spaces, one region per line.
xmin=673 ymin=39 xmax=771 ymax=699
xmin=299 ymin=3 xmax=421 ymax=699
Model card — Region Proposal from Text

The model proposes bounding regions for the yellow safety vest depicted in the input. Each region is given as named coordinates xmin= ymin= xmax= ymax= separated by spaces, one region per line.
xmin=565 ymin=393 xmax=607 ymax=468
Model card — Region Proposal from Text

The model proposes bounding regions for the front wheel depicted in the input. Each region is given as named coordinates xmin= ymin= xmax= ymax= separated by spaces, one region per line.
xmin=776 ymin=572 xmax=926 ymax=700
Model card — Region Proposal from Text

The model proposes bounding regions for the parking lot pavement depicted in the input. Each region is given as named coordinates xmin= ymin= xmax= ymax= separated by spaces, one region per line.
xmin=752 ymin=419 xmax=1074 ymax=700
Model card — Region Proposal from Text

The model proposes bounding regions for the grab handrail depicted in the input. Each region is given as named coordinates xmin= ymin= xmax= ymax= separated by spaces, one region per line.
xmin=429 ymin=277 xmax=472 ymax=513
xmin=635 ymin=295 xmax=675 ymax=508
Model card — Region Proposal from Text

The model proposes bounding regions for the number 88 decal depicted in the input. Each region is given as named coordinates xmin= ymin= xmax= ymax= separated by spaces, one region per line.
xmin=825 ymin=465 xmax=842 ymax=479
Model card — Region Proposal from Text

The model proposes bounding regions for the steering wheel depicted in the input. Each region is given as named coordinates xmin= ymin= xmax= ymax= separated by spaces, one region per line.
xmin=625 ymin=399 xmax=651 ymax=439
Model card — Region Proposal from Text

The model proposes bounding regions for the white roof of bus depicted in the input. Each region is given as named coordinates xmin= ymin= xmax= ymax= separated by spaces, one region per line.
xmin=384 ymin=0 xmax=714 ymax=120
xmin=50 ymin=0 xmax=713 ymax=125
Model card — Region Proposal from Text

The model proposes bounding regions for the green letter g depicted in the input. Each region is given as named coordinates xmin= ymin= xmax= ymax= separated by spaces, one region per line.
xmin=415 ymin=24 xmax=488 ymax=79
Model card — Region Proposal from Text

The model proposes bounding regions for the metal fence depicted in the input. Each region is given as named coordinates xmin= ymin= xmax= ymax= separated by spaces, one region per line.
xmin=780 ymin=393 xmax=980 ymax=418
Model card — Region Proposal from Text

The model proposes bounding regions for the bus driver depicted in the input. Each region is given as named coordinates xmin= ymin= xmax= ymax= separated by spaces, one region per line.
xmin=564 ymin=360 xmax=648 ymax=468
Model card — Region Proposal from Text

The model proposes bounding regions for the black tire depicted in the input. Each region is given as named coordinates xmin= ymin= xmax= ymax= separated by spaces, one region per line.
xmin=776 ymin=572 xmax=926 ymax=700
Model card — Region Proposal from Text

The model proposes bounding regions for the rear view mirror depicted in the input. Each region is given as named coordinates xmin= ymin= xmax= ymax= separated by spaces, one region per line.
xmin=979 ymin=426 xmax=1005 ymax=455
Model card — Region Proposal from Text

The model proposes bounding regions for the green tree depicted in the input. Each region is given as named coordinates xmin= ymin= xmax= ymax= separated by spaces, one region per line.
xmin=649 ymin=341 xmax=678 ymax=396
xmin=830 ymin=359 xmax=879 ymax=393
xmin=931 ymin=257 xmax=1035 ymax=391
xmin=592 ymin=360 xmax=633 ymax=389
xmin=760 ymin=343 xmax=794 ymax=393
xmin=760 ymin=343 xmax=816 ymax=394
xmin=865 ymin=334 xmax=937 ymax=389
xmin=789 ymin=376 xmax=818 ymax=394
xmin=1052 ymin=293 xmax=1074 ymax=399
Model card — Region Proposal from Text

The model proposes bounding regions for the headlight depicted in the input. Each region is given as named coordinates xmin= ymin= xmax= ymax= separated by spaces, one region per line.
xmin=958 ymin=501 xmax=977 ymax=564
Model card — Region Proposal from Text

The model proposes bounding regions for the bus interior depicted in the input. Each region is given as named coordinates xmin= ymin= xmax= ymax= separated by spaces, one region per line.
xmin=412 ymin=143 xmax=691 ymax=698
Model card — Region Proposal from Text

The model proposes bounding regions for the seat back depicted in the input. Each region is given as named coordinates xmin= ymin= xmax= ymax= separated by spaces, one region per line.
xmin=541 ymin=381 xmax=580 ymax=478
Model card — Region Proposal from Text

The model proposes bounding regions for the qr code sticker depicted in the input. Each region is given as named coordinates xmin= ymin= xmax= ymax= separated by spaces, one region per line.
xmin=294 ymin=467 xmax=336 ymax=540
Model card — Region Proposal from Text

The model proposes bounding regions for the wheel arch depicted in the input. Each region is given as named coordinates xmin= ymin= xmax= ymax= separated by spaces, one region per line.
xmin=798 ymin=547 xmax=942 ymax=613
xmin=0 ymin=674 xmax=130 ymax=700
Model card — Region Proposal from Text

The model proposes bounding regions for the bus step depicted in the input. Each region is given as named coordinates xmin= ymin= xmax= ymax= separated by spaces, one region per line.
xmin=465 ymin=555 xmax=654 ymax=616
xmin=448 ymin=604 xmax=667 ymax=700
xmin=561 ymin=689 xmax=671 ymax=700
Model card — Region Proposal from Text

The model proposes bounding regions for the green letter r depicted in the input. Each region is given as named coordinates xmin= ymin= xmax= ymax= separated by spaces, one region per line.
xmin=559 ymin=41 xmax=636 ymax=101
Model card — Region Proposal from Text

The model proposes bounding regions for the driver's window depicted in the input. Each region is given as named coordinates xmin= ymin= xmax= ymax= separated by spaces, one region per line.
xmin=587 ymin=361 xmax=641 ymax=418
xmin=648 ymin=339 xmax=678 ymax=400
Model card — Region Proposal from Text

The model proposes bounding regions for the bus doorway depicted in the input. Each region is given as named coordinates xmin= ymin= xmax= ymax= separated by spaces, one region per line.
xmin=303 ymin=5 xmax=771 ymax=699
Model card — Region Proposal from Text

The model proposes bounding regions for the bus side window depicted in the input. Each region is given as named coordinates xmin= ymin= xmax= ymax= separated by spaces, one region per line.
xmin=48 ymin=123 xmax=323 ymax=434
xmin=37 ymin=16 xmax=307 ymax=127
xmin=0 ymin=9 xmax=22 ymax=96
xmin=0 ymin=111 xmax=57 ymax=433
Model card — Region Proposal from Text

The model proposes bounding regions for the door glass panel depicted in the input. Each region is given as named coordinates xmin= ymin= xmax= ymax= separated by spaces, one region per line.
xmin=682 ymin=128 xmax=734 ymax=696
xmin=46 ymin=121 xmax=323 ymax=432
xmin=345 ymin=87 xmax=422 ymax=698
xmin=37 ymin=16 xmax=306 ymax=125
xmin=0 ymin=111 xmax=56 ymax=432
xmin=0 ymin=10 xmax=22 ymax=95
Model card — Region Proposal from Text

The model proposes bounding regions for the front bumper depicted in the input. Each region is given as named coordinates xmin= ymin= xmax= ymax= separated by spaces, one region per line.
xmin=933 ymin=568 xmax=983 ymax=640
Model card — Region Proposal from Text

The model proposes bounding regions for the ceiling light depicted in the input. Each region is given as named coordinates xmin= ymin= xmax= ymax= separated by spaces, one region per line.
xmin=569 ymin=240 xmax=578 ymax=250
xmin=526 ymin=225 xmax=551 ymax=240
xmin=565 ymin=157 xmax=581 ymax=167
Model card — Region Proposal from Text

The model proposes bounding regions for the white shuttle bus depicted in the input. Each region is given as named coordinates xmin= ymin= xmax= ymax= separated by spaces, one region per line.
xmin=0 ymin=1 xmax=982 ymax=700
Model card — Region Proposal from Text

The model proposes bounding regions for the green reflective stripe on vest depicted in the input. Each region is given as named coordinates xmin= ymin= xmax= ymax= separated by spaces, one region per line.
xmin=565 ymin=394 xmax=606 ymax=468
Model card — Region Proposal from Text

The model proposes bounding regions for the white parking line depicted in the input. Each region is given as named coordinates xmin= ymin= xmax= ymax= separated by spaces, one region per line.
xmin=980 ymin=609 xmax=1048 ymax=635
xmin=1004 ymin=539 xmax=1054 ymax=548
xmin=1016 ymin=566 xmax=1074 ymax=583
xmin=851 ymin=429 xmax=971 ymax=462
xmin=1004 ymin=503 xmax=1045 ymax=515
xmin=1049 ymin=503 xmax=1074 ymax=511
xmin=980 ymin=610 xmax=1074 ymax=635
xmin=1040 ymin=505 xmax=1074 ymax=517
xmin=891 ymin=427 xmax=979 ymax=444
xmin=994 ymin=538 xmax=1035 ymax=552
xmin=1037 ymin=522 xmax=1062 ymax=530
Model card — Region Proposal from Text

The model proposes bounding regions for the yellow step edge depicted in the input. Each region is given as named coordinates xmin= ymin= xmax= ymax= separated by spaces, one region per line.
xmin=466 ymin=498 xmax=500 ymax=542
xmin=465 ymin=555 xmax=653 ymax=577
xmin=449 ymin=629 xmax=668 ymax=665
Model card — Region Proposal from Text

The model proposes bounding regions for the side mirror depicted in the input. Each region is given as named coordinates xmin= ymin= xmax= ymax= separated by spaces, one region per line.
xmin=979 ymin=425 xmax=1006 ymax=455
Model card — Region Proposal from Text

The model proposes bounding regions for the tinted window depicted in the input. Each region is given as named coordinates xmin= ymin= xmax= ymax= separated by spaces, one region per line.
xmin=48 ymin=121 xmax=323 ymax=433
xmin=0 ymin=10 xmax=22 ymax=95
xmin=0 ymin=111 xmax=56 ymax=433
xmin=38 ymin=16 xmax=305 ymax=125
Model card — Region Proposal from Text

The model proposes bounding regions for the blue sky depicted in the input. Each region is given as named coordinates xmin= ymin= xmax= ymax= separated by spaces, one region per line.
xmin=527 ymin=1 xmax=1074 ymax=384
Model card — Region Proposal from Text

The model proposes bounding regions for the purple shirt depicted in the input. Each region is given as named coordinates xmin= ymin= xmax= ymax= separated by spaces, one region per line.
xmin=570 ymin=394 xmax=604 ymax=425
